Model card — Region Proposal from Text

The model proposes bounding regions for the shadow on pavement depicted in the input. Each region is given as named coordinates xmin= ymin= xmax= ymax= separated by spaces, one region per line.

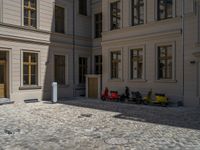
xmin=45 ymin=98 xmax=200 ymax=130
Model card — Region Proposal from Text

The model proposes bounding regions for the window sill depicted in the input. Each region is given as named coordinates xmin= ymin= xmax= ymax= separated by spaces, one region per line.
xmin=154 ymin=79 xmax=177 ymax=83
xmin=127 ymin=79 xmax=147 ymax=83
xmin=19 ymin=86 xmax=42 ymax=90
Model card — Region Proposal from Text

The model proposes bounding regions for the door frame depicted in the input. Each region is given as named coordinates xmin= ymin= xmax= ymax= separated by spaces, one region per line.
xmin=0 ymin=48 xmax=11 ymax=98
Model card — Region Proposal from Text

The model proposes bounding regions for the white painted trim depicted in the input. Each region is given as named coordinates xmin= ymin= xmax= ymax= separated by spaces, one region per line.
xmin=155 ymin=41 xmax=176 ymax=82
xmin=129 ymin=0 xmax=147 ymax=26
xmin=21 ymin=0 xmax=40 ymax=29
xmin=20 ymin=49 xmax=41 ymax=87
xmin=108 ymin=47 xmax=123 ymax=81
xmin=128 ymin=44 xmax=146 ymax=81
xmin=155 ymin=0 xmax=176 ymax=21
xmin=52 ymin=52 xmax=69 ymax=86
xmin=108 ymin=0 xmax=122 ymax=31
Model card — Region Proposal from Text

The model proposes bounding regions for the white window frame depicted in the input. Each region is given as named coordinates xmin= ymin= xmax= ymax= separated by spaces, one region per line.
xmin=155 ymin=42 xmax=176 ymax=82
xmin=78 ymin=55 xmax=90 ymax=85
xmin=108 ymin=0 xmax=122 ymax=30
xmin=108 ymin=48 xmax=123 ymax=81
xmin=155 ymin=0 xmax=176 ymax=21
xmin=128 ymin=45 xmax=146 ymax=81
xmin=129 ymin=0 xmax=147 ymax=26
xmin=20 ymin=50 xmax=41 ymax=87
xmin=53 ymin=52 xmax=69 ymax=86
xmin=21 ymin=0 xmax=40 ymax=28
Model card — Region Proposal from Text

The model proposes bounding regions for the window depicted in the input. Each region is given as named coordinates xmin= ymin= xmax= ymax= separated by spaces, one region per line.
xmin=130 ymin=48 xmax=143 ymax=79
xmin=79 ymin=57 xmax=87 ymax=84
xmin=23 ymin=52 xmax=38 ymax=86
xmin=55 ymin=6 xmax=65 ymax=33
xmin=54 ymin=55 xmax=65 ymax=85
xmin=79 ymin=0 xmax=87 ymax=16
xmin=24 ymin=0 xmax=37 ymax=28
xmin=110 ymin=1 xmax=120 ymax=30
xmin=111 ymin=51 xmax=121 ymax=79
xmin=158 ymin=0 xmax=173 ymax=20
xmin=132 ymin=0 xmax=144 ymax=26
xmin=95 ymin=55 xmax=102 ymax=74
xmin=158 ymin=45 xmax=173 ymax=79
xmin=95 ymin=13 xmax=102 ymax=38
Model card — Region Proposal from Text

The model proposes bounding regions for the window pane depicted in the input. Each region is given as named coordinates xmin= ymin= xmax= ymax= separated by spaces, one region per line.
xmin=54 ymin=55 xmax=65 ymax=85
xmin=55 ymin=6 xmax=65 ymax=33
xmin=158 ymin=0 xmax=173 ymax=20
xmin=95 ymin=55 xmax=102 ymax=74
xmin=23 ymin=52 xmax=38 ymax=86
xmin=132 ymin=0 xmax=144 ymax=26
xmin=130 ymin=49 xmax=143 ymax=79
xmin=23 ymin=75 xmax=29 ymax=85
xmin=110 ymin=1 xmax=120 ymax=30
xmin=24 ymin=0 xmax=37 ymax=27
xmin=30 ymin=0 xmax=36 ymax=8
xmin=24 ymin=0 xmax=28 ymax=6
xmin=95 ymin=13 xmax=102 ymax=38
xmin=111 ymin=51 xmax=121 ymax=79
xmin=31 ymin=75 xmax=36 ymax=85
xmin=158 ymin=45 xmax=173 ymax=79
xmin=79 ymin=57 xmax=87 ymax=83
xmin=79 ymin=0 xmax=87 ymax=15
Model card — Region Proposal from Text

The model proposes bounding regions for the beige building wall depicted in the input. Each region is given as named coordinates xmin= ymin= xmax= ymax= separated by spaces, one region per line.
xmin=0 ymin=0 xmax=93 ymax=101
xmin=102 ymin=0 xmax=200 ymax=106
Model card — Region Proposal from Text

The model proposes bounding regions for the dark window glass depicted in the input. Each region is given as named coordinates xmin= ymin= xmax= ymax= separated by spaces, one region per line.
xmin=132 ymin=0 xmax=144 ymax=26
xmin=95 ymin=13 xmax=102 ymax=38
xmin=95 ymin=55 xmax=102 ymax=74
xmin=158 ymin=45 xmax=173 ymax=79
xmin=79 ymin=57 xmax=87 ymax=84
xmin=79 ymin=0 xmax=87 ymax=16
xmin=55 ymin=6 xmax=65 ymax=33
xmin=23 ymin=52 xmax=38 ymax=85
xmin=130 ymin=49 xmax=143 ymax=79
xmin=24 ymin=0 xmax=37 ymax=28
xmin=158 ymin=0 xmax=173 ymax=20
xmin=110 ymin=1 xmax=120 ymax=30
xmin=111 ymin=51 xmax=121 ymax=79
xmin=54 ymin=55 xmax=65 ymax=85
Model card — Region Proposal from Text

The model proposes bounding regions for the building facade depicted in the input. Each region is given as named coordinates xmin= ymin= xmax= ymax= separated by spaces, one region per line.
xmin=0 ymin=0 xmax=199 ymax=106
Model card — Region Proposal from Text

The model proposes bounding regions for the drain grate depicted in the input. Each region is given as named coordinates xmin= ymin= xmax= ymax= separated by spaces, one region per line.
xmin=105 ymin=138 xmax=129 ymax=145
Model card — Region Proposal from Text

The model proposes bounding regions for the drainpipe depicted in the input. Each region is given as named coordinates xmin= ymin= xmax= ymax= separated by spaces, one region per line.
xmin=182 ymin=0 xmax=185 ymax=104
xmin=73 ymin=0 xmax=76 ymax=97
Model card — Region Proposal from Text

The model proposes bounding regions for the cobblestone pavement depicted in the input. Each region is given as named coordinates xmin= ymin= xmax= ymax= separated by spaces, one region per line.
xmin=0 ymin=98 xmax=200 ymax=150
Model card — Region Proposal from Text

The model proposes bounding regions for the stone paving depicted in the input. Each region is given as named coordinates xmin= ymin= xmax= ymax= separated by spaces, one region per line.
xmin=0 ymin=98 xmax=200 ymax=150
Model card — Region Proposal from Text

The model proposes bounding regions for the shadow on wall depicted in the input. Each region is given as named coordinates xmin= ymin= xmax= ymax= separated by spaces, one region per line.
xmin=56 ymin=99 xmax=200 ymax=131
xmin=41 ymin=3 xmax=54 ymax=101
xmin=42 ymin=0 xmax=77 ymax=100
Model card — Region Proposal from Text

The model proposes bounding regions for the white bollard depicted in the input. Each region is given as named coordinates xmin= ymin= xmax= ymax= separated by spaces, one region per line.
xmin=52 ymin=82 xmax=58 ymax=103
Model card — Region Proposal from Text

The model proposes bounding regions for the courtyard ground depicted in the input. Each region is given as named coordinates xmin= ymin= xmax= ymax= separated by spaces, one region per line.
xmin=0 ymin=98 xmax=200 ymax=150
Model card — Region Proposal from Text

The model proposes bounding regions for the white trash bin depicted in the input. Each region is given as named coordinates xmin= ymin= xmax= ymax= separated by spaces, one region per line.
xmin=52 ymin=82 xmax=58 ymax=103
